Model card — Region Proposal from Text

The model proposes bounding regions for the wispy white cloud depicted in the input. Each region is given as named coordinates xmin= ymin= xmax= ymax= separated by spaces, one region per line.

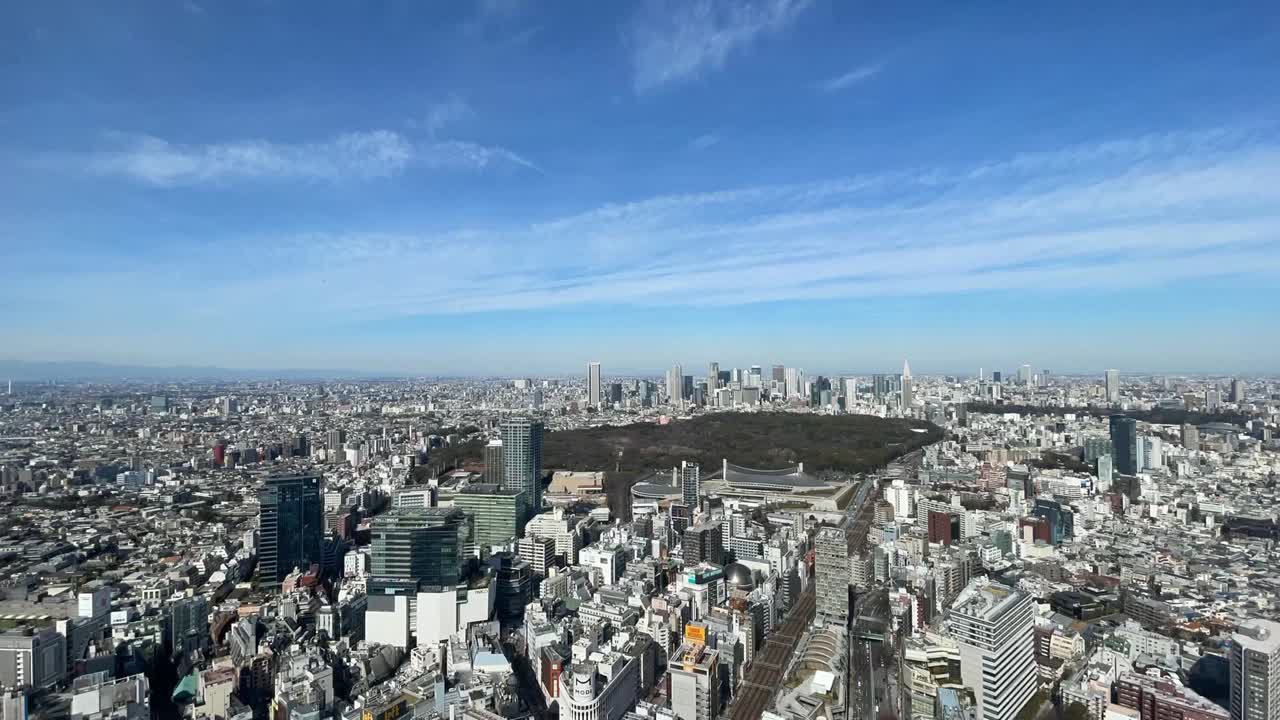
xmin=77 ymin=128 xmax=535 ymax=186
xmin=629 ymin=0 xmax=813 ymax=93
xmin=424 ymin=139 xmax=540 ymax=172
xmin=689 ymin=132 xmax=722 ymax=151
xmin=819 ymin=63 xmax=881 ymax=92
xmin=16 ymin=130 xmax=1280 ymax=329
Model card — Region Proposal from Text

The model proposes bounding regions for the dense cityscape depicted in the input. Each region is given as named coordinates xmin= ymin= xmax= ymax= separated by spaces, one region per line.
xmin=0 ymin=364 xmax=1277 ymax=720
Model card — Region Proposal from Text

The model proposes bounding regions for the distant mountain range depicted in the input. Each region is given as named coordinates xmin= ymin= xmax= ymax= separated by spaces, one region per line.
xmin=0 ymin=359 xmax=399 ymax=382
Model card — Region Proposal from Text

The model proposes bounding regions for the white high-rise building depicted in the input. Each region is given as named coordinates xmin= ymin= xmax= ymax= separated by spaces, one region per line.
xmin=902 ymin=360 xmax=914 ymax=408
xmin=784 ymin=367 xmax=805 ymax=399
xmin=580 ymin=544 xmax=625 ymax=586
xmin=1231 ymin=619 xmax=1280 ymax=720
xmin=526 ymin=507 xmax=581 ymax=564
xmin=885 ymin=478 xmax=915 ymax=520
xmin=588 ymin=362 xmax=603 ymax=408
xmin=1097 ymin=455 xmax=1114 ymax=492
xmin=667 ymin=364 xmax=684 ymax=405
xmin=1105 ymin=369 xmax=1121 ymax=403
xmin=948 ymin=579 xmax=1036 ymax=720
xmin=1142 ymin=436 xmax=1163 ymax=471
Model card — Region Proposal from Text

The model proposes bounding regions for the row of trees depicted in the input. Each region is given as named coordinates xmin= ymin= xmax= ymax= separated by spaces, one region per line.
xmin=426 ymin=413 xmax=943 ymax=476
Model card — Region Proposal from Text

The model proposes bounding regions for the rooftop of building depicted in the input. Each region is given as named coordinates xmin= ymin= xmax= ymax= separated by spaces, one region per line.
xmin=670 ymin=642 xmax=718 ymax=673
xmin=457 ymin=483 xmax=521 ymax=497
xmin=1234 ymin=618 xmax=1280 ymax=652
xmin=951 ymin=579 xmax=1023 ymax=621
xmin=632 ymin=482 xmax=681 ymax=499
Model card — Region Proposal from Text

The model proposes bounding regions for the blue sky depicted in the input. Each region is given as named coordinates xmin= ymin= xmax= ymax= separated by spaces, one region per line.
xmin=2 ymin=0 xmax=1279 ymax=376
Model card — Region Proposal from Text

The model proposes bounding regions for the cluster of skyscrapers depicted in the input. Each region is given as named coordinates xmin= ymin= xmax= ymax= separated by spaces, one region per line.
xmin=583 ymin=359 xmax=916 ymax=412
xmin=257 ymin=417 xmax=546 ymax=598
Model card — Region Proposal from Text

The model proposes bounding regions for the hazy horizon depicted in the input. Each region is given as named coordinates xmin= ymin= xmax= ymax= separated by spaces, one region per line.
xmin=0 ymin=357 xmax=1274 ymax=382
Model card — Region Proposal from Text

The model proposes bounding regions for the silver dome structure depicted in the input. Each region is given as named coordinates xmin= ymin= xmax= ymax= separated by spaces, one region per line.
xmin=724 ymin=562 xmax=755 ymax=590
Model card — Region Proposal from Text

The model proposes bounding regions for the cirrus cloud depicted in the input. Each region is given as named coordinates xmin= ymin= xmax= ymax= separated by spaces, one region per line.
xmin=73 ymin=128 xmax=537 ymax=186
xmin=629 ymin=0 xmax=813 ymax=93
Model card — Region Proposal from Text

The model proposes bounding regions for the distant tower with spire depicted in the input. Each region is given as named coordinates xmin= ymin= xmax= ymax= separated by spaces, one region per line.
xmin=901 ymin=359 xmax=914 ymax=409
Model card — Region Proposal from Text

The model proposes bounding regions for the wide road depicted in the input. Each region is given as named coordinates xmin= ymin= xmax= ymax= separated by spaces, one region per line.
xmin=729 ymin=588 xmax=816 ymax=720
xmin=848 ymin=590 xmax=891 ymax=720
xmin=847 ymin=449 xmax=920 ymax=720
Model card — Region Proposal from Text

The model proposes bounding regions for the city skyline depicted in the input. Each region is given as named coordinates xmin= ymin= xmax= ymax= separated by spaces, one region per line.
xmin=0 ymin=356 xmax=1275 ymax=383
xmin=4 ymin=1 xmax=1280 ymax=373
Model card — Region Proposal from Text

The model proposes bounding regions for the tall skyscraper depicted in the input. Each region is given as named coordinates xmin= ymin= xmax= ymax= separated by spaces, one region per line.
xmin=948 ymin=580 xmax=1036 ymax=720
xmin=680 ymin=461 xmax=701 ymax=511
xmin=370 ymin=507 xmax=468 ymax=592
xmin=784 ymin=367 xmax=804 ymax=399
xmin=1110 ymin=415 xmax=1139 ymax=475
xmin=815 ymin=527 xmax=850 ymax=622
xmin=873 ymin=373 xmax=894 ymax=402
xmin=500 ymin=417 xmax=544 ymax=523
xmin=587 ymin=362 xmax=603 ymax=408
xmin=1230 ymin=378 xmax=1246 ymax=404
xmin=901 ymin=360 xmax=914 ymax=409
xmin=258 ymin=474 xmax=324 ymax=584
xmin=843 ymin=377 xmax=858 ymax=405
xmin=707 ymin=362 xmax=720 ymax=393
xmin=1015 ymin=364 xmax=1030 ymax=385
xmin=1105 ymin=369 xmax=1121 ymax=403
xmin=667 ymin=364 xmax=684 ymax=405
xmin=483 ymin=438 xmax=504 ymax=484
xmin=771 ymin=364 xmax=786 ymax=388
xmin=1230 ymin=619 xmax=1280 ymax=720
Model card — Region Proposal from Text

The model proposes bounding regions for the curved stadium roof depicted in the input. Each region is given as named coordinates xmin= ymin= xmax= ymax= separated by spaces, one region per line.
xmin=723 ymin=462 xmax=827 ymax=492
